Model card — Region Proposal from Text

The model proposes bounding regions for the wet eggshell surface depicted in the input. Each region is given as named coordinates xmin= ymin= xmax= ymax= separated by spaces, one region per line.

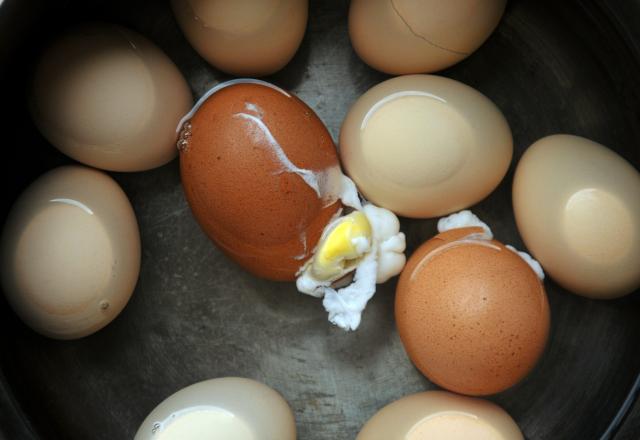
xmin=1 ymin=166 xmax=141 ymax=339
xmin=30 ymin=24 xmax=192 ymax=172
xmin=513 ymin=134 xmax=640 ymax=299
xmin=134 ymin=377 xmax=296 ymax=440
xmin=340 ymin=74 xmax=513 ymax=218
xmin=349 ymin=0 xmax=506 ymax=74
xmin=171 ymin=0 xmax=308 ymax=76
xmin=180 ymin=81 xmax=342 ymax=281
xmin=395 ymin=227 xmax=550 ymax=396
xmin=357 ymin=390 xmax=523 ymax=440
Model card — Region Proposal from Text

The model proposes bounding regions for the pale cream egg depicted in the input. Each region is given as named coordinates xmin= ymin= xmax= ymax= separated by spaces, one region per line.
xmin=357 ymin=390 xmax=523 ymax=440
xmin=1 ymin=166 xmax=140 ymax=339
xmin=171 ymin=0 xmax=308 ymax=76
xmin=513 ymin=134 xmax=640 ymax=299
xmin=134 ymin=377 xmax=296 ymax=440
xmin=340 ymin=74 xmax=512 ymax=218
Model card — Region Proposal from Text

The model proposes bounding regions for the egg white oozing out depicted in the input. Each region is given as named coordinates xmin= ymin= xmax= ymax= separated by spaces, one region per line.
xmin=296 ymin=180 xmax=406 ymax=331
xmin=177 ymin=79 xmax=407 ymax=330
xmin=437 ymin=210 xmax=545 ymax=280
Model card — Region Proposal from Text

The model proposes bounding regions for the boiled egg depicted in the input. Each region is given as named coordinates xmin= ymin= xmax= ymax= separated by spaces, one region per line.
xmin=179 ymin=79 xmax=406 ymax=330
xmin=340 ymin=74 xmax=512 ymax=218
xmin=1 ymin=166 xmax=140 ymax=339
xmin=513 ymin=134 xmax=640 ymax=299
xmin=396 ymin=211 xmax=549 ymax=395
xmin=134 ymin=377 xmax=296 ymax=440
xmin=171 ymin=0 xmax=308 ymax=76
xmin=357 ymin=390 xmax=523 ymax=440
xmin=30 ymin=23 xmax=192 ymax=172
xmin=349 ymin=0 xmax=507 ymax=74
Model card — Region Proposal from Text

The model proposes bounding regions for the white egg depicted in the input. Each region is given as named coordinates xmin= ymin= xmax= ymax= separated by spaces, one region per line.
xmin=30 ymin=24 xmax=192 ymax=172
xmin=1 ymin=166 xmax=140 ymax=339
xmin=134 ymin=378 xmax=296 ymax=440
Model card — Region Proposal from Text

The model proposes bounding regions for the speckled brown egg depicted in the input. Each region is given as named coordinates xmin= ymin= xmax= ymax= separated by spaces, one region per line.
xmin=179 ymin=80 xmax=342 ymax=281
xmin=395 ymin=227 xmax=550 ymax=396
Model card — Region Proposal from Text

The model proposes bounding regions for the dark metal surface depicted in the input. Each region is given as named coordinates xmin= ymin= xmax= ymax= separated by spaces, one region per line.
xmin=1 ymin=0 xmax=640 ymax=439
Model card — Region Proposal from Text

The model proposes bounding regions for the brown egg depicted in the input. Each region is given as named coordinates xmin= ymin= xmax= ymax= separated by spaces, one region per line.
xmin=396 ymin=227 xmax=550 ymax=396
xmin=179 ymin=80 xmax=342 ymax=281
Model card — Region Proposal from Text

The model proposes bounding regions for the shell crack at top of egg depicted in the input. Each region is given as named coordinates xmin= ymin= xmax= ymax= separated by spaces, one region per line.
xmin=437 ymin=210 xmax=545 ymax=280
xmin=389 ymin=0 xmax=470 ymax=56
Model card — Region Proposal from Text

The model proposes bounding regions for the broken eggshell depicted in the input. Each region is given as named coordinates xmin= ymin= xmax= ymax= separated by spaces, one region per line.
xmin=179 ymin=79 xmax=344 ymax=281
xmin=178 ymin=79 xmax=406 ymax=330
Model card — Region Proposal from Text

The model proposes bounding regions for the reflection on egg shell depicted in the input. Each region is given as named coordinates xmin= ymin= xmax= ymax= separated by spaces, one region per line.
xmin=357 ymin=390 xmax=523 ymax=440
xmin=30 ymin=24 xmax=192 ymax=172
xmin=513 ymin=134 xmax=640 ymax=299
xmin=1 ymin=166 xmax=141 ymax=339
xmin=340 ymin=74 xmax=512 ymax=218
xmin=134 ymin=377 xmax=296 ymax=440
xmin=396 ymin=227 xmax=550 ymax=396
xmin=180 ymin=80 xmax=342 ymax=281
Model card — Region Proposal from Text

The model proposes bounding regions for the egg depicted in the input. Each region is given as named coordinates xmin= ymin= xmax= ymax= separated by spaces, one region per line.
xmin=134 ymin=377 xmax=296 ymax=440
xmin=357 ymin=390 xmax=523 ymax=440
xmin=340 ymin=74 xmax=513 ymax=218
xmin=171 ymin=0 xmax=308 ymax=76
xmin=349 ymin=0 xmax=506 ymax=74
xmin=179 ymin=79 xmax=407 ymax=329
xmin=1 ymin=166 xmax=140 ymax=339
xmin=179 ymin=79 xmax=343 ymax=281
xmin=396 ymin=221 xmax=550 ymax=395
xmin=30 ymin=24 xmax=192 ymax=172
xmin=513 ymin=134 xmax=640 ymax=299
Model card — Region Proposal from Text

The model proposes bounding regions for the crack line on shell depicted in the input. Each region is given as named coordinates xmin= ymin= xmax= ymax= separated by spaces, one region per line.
xmin=389 ymin=0 xmax=470 ymax=56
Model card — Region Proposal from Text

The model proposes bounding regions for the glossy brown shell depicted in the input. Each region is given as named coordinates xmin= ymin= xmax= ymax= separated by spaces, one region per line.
xmin=395 ymin=227 xmax=550 ymax=396
xmin=180 ymin=82 xmax=341 ymax=281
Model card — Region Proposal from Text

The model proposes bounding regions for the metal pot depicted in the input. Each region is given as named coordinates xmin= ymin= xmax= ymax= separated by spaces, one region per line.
xmin=1 ymin=0 xmax=639 ymax=438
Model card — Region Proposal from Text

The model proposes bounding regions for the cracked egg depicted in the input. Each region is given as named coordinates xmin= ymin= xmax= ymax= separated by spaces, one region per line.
xmin=179 ymin=79 xmax=342 ymax=281
xmin=349 ymin=0 xmax=507 ymax=74
xmin=396 ymin=211 xmax=550 ymax=395
xmin=179 ymin=80 xmax=406 ymax=330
